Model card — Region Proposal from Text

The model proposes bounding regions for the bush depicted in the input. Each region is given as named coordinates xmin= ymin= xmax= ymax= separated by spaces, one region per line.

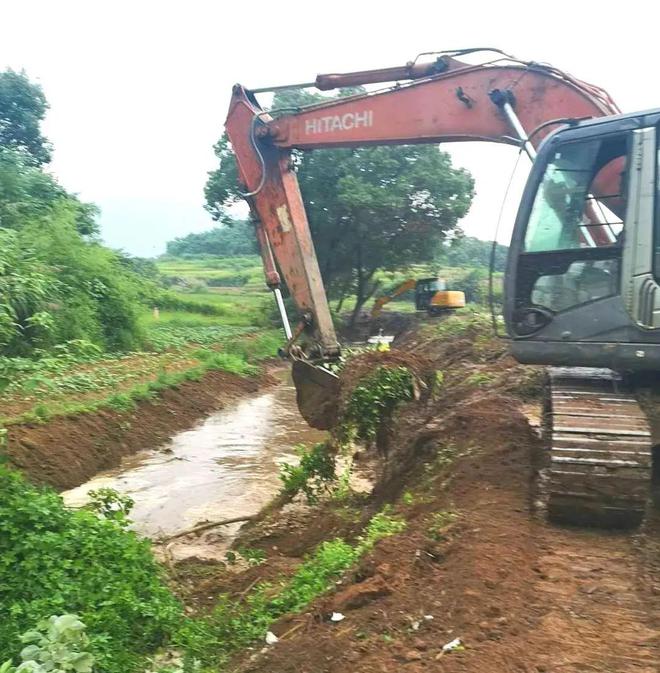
xmin=0 ymin=207 xmax=146 ymax=356
xmin=340 ymin=366 xmax=414 ymax=446
xmin=0 ymin=466 xmax=182 ymax=673
xmin=279 ymin=442 xmax=337 ymax=503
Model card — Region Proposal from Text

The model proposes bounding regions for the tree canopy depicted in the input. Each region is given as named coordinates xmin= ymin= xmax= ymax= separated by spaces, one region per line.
xmin=438 ymin=235 xmax=508 ymax=272
xmin=205 ymin=89 xmax=475 ymax=323
xmin=0 ymin=69 xmax=150 ymax=356
xmin=0 ymin=69 xmax=52 ymax=166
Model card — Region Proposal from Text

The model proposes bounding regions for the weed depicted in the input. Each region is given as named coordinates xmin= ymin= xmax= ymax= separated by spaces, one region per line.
xmin=431 ymin=370 xmax=444 ymax=398
xmin=279 ymin=442 xmax=336 ymax=504
xmin=106 ymin=392 xmax=136 ymax=412
xmin=87 ymin=487 xmax=135 ymax=528
xmin=2 ymin=614 xmax=95 ymax=673
xmin=402 ymin=491 xmax=415 ymax=505
xmin=236 ymin=548 xmax=266 ymax=567
xmin=176 ymin=506 xmax=406 ymax=667
xmin=32 ymin=404 xmax=51 ymax=422
xmin=330 ymin=461 xmax=353 ymax=502
xmin=356 ymin=506 xmax=406 ymax=553
xmin=465 ymin=371 xmax=498 ymax=387
xmin=340 ymin=366 xmax=414 ymax=446
xmin=427 ymin=510 xmax=457 ymax=540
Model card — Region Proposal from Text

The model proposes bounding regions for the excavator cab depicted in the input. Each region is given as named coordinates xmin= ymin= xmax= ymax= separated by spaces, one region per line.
xmin=415 ymin=277 xmax=446 ymax=310
xmin=505 ymin=109 xmax=660 ymax=369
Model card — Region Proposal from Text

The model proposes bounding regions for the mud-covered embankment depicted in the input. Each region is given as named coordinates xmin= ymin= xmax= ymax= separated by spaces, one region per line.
xmin=6 ymin=369 xmax=275 ymax=490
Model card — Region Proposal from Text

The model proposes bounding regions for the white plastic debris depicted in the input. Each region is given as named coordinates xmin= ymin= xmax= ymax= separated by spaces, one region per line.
xmin=442 ymin=637 xmax=463 ymax=652
xmin=423 ymin=615 xmax=434 ymax=621
xmin=330 ymin=612 xmax=345 ymax=622
xmin=265 ymin=631 xmax=279 ymax=645
xmin=411 ymin=620 xmax=420 ymax=631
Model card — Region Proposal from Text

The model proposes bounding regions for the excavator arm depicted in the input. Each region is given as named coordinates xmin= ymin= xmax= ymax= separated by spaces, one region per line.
xmin=224 ymin=49 xmax=620 ymax=427
xmin=371 ymin=279 xmax=418 ymax=319
xmin=225 ymin=49 xmax=619 ymax=358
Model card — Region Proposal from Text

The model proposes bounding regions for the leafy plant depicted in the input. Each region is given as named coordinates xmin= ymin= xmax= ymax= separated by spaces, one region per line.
xmin=427 ymin=510 xmax=457 ymax=540
xmin=465 ymin=371 xmax=498 ymax=387
xmin=86 ymin=488 xmax=134 ymax=528
xmin=177 ymin=506 xmax=405 ymax=667
xmin=2 ymin=614 xmax=94 ymax=673
xmin=279 ymin=442 xmax=336 ymax=504
xmin=0 ymin=466 xmax=182 ymax=673
xmin=339 ymin=366 xmax=414 ymax=446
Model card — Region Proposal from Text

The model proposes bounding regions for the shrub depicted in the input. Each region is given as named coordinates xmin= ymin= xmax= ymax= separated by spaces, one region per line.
xmin=0 ymin=466 xmax=182 ymax=673
xmin=279 ymin=442 xmax=337 ymax=503
xmin=340 ymin=366 xmax=414 ymax=446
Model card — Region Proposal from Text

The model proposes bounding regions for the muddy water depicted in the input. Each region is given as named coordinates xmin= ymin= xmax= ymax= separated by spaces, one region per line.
xmin=62 ymin=371 xmax=326 ymax=551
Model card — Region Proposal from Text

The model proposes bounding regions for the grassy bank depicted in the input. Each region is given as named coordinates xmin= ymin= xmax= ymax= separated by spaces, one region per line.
xmin=0 ymin=273 xmax=282 ymax=426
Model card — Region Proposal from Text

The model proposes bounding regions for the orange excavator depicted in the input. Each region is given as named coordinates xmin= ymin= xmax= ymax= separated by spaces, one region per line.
xmin=370 ymin=278 xmax=466 ymax=318
xmin=225 ymin=48 xmax=658 ymax=527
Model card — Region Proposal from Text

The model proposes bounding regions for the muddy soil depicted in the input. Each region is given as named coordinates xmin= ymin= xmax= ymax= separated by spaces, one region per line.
xmin=235 ymin=405 xmax=660 ymax=672
xmin=197 ymin=323 xmax=660 ymax=673
xmin=6 ymin=369 xmax=275 ymax=490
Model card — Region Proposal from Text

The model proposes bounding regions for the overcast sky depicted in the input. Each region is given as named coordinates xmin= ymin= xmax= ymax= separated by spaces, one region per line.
xmin=0 ymin=1 xmax=657 ymax=257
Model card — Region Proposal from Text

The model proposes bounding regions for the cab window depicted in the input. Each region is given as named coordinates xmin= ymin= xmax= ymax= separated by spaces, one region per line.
xmin=515 ymin=132 xmax=629 ymax=316
xmin=525 ymin=135 xmax=627 ymax=253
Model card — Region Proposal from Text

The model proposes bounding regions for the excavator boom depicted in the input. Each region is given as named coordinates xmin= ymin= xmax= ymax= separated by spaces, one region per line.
xmin=225 ymin=49 xmax=620 ymax=367
xmin=225 ymin=49 xmax=659 ymax=528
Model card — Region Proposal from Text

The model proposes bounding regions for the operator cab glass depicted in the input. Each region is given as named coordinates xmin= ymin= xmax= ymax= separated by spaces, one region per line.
xmin=511 ymin=131 xmax=629 ymax=332
xmin=415 ymin=278 xmax=446 ymax=311
xmin=416 ymin=278 xmax=446 ymax=293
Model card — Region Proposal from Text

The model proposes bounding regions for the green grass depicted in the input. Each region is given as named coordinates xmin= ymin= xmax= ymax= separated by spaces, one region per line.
xmin=176 ymin=506 xmax=406 ymax=669
xmin=156 ymin=255 xmax=265 ymax=288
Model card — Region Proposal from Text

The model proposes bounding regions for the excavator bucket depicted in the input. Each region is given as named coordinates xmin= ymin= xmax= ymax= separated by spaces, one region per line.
xmin=291 ymin=360 xmax=340 ymax=430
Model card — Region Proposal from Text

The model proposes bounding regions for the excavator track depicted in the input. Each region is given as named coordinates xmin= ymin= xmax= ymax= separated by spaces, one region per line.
xmin=544 ymin=367 xmax=652 ymax=528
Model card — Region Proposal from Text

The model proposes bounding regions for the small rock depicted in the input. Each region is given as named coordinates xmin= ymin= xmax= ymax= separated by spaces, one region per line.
xmin=265 ymin=631 xmax=278 ymax=645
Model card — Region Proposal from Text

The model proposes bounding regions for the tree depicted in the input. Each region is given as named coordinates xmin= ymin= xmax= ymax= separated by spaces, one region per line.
xmin=0 ymin=70 xmax=51 ymax=166
xmin=436 ymin=235 xmax=508 ymax=272
xmin=0 ymin=147 xmax=99 ymax=236
xmin=205 ymin=90 xmax=475 ymax=325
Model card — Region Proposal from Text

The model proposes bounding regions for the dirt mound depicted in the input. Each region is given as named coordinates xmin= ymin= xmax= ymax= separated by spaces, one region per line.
xmin=220 ymin=316 xmax=659 ymax=672
xmin=233 ymin=372 xmax=660 ymax=673
xmin=7 ymin=369 xmax=275 ymax=490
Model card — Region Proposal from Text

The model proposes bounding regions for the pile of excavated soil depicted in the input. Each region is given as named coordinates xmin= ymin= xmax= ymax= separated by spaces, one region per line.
xmin=186 ymin=319 xmax=659 ymax=673
xmin=228 ymin=364 xmax=660 ymax=673
xmin=7 ymin=369 xmax=275 ymax=490
xmin=338 ymin=349 xmax=432 ymax=406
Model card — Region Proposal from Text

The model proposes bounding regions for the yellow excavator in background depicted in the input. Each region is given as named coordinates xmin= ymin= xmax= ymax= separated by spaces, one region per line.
xmin=370 ymin=277 xmax=466 ymax=318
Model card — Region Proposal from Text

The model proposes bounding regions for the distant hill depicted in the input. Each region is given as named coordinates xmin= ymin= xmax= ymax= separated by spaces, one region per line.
xmin=166 ymin=220 xmax=257 ymax=257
